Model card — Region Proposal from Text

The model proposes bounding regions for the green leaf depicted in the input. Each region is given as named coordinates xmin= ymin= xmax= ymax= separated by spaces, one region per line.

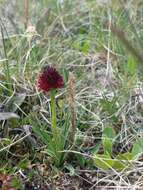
xmin=100 ymin=97 xmax=118 ymax=116
xmin=113 ymin=152 xmax=133 ymax=170
xmin=103 ymin=126 xmax=116 ymax=139
xmin=117 ymin=152 xmax=133 ymax=160
xmin=64 ymin=164 xmax=75 ymax=176
xmin=18 ymin=158 xmax=30 ymax=170
xmin=82 ymin=40 xmax=90 ymax=54
xmin=132 ymin=137 xmax=143 ymax=159
xmin=32 ymin=123 xmax=50 ymax=145
xmin=102 ymin=127 xmax=116 ymax=155
xmin=7 ymin=93 xmax=26 ymax=112
xmin=93 ymin=154 xmax=114 ymax=170
xmin=76 ymin=154 xmax=86 ymax=167
xmin=90 ymin=142 xmax=101 ymax=154
xmin=125 ymin=56 xmax=137 ymax=76
xmin=0 ymin=112 xmax=19 ymax=120
xmin=112 ymin=159 xmax=126 ymax=170
xmin=103 ymin=137 xmax=113 ymax=155
xmin=11 ymin=177 xmax=23 ymax=189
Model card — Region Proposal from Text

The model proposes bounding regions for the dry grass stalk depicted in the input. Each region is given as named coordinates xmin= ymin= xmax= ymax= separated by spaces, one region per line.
xmin=24 ymin=0 xmax=29 ymax=29
xmin=68 ymin=72 xmax=76 ymax=144
xmin=36 ymin=8 xmax=51 ymax=34
xmin=110 ymin=25 xmax=143 ymax=63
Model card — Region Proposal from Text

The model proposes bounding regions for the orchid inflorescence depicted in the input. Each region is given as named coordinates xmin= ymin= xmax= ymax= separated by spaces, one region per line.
xmin=37 ymin=65 xmax=64 ymax=92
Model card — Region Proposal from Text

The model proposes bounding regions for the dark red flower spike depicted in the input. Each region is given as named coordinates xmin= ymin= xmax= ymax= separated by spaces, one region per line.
xmin=37 ymin=65 xmax=64 ymax=92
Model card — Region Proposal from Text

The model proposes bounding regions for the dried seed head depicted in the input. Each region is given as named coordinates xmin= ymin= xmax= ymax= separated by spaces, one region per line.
xmin=68 ymin=72 xmax=76 ymax=143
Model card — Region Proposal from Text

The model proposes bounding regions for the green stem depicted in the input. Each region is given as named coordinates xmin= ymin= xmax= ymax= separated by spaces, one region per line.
xmin=50 ymin=89 xmax=57 ymax=137
xmin=1 ymin=24 xmax=12 ymax=93
xmin=50 ymin=89 xmax=62 ymax=167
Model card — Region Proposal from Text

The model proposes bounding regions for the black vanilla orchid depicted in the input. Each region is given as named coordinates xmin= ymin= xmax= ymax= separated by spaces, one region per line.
xmin=37 ymin=65 xmax=64 ymax=92
xmin=37 ymin=65 xmax=64 ymax=158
